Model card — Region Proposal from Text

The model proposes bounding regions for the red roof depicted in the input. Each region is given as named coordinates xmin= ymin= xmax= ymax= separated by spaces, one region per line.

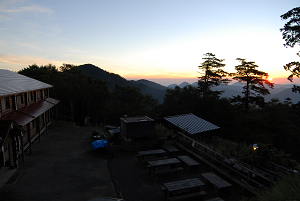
xmin=0 ymin=97 xmax=60 ymax=126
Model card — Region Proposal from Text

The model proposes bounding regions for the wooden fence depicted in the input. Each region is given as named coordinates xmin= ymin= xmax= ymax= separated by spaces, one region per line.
xmin=176 ymin=132 xmax=273 ymax=194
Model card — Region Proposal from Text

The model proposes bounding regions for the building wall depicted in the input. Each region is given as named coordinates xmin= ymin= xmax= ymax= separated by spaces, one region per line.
xmin=0 ymin=96 xmax=13 ymax=115
xmin=2 ymin=134 xmax=18 ymax=168
xmin=0 ymin=88 xmax=51 ymax=116
xmin=3 ymin=140 xmax=9 ymax=164
xmin=22 ymin=125 xmax=29 ymax=148
xmin=120 ymin=118 xmax=155 ymax=140
xmin=0 ymin=88 xmax=56 ymax=168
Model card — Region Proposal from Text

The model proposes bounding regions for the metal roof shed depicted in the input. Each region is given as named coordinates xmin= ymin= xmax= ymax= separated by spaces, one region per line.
xmin=163 ymin=113 xmax=220 ymax=135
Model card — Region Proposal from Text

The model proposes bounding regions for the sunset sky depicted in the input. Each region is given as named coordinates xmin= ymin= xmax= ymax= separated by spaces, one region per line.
xmin=1 ymin=0 xmax=300 ymax=86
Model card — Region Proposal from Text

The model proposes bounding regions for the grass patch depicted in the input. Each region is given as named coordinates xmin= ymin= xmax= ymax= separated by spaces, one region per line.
xmin=243 ymin=174 xmax=300 ymax=201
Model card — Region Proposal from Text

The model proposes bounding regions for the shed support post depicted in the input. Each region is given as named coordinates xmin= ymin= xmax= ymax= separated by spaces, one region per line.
xmin=27 ymin=124 xmax=32 ymax=154
xmin=37 ymin=118 xmax=41 ymax=143
xmin=21 ymin=133 xmax=25 ymax=162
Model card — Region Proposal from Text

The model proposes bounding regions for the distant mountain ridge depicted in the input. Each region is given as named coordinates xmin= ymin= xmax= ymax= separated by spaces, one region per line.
xmin=77 ymin=64 xmax=299 ymax=104
xmin=130 ymin=79 xmax=167 ymax=90
xmin=169 ymin=81 xmax=300 ymax=103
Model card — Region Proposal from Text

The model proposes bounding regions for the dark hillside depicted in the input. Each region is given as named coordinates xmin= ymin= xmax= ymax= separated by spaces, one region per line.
xmin=130 ymin=79 xmax=167 ymax=90
xmin=78 ymin=64 xmax=166 ymax=103
xmin=78 ymin=64 xmax=129 ymax=90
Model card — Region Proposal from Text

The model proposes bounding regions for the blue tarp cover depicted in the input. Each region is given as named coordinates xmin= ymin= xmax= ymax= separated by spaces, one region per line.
xmin=91 ymin=139 xmax=108 ymax=149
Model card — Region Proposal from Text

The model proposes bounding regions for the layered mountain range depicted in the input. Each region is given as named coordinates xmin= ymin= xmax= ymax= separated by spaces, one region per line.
xmin=78 ymin=64 xmax=300 ymax=104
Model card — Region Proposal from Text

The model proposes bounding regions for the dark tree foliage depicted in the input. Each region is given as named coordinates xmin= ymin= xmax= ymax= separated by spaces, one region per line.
xmin=18 ymin=63 xmax=161 ymax=126
xmin=284 ymin=61 xmax=300 ymax=82
xmin=57 ymin=66 xmax=90 ymax=122
xmin=280 ymin=7 xmax=300 ymax=50
xmin=161 ymin=85 xmax=239 ymax=139
xmin=292 ymin=101 xmax=300 ymax=117
xmin=18 ymin=63 xmax=58 ymax=84
xmin=231 ymin=58 xmax=274 ymax=112
xmin=283 ymin=61 xmax=300 ymax=94
xmin=82 ymin=78 xmax=110 ymax=125
xmin=111 ymin=84 xmax=159 ymax=124
xmin=161 ymin=81 xmax=300 ymax=161
xmin=262 ymin=100 xmax=300 ymax=160
xmin=162 ymin=85 xmax=200 ymax=116
xmin=281 ymin=8 xmax=300 ymax=110
xmin=19 ymin=64 xmax=111 ymax=125
xmin=197 ymin=53 xmax=230 ymax=97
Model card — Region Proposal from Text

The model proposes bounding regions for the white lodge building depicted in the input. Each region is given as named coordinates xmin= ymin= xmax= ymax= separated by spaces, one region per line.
xmin=0 ymin=69 xmax=60 ymax=169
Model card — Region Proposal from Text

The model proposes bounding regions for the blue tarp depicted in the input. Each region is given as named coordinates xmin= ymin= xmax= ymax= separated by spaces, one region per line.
xmin=91 ymin=139 xmax=108 ymax=150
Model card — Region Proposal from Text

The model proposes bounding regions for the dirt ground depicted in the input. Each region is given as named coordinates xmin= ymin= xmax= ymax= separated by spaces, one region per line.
xmin=0 ymin=122 xmax=116 ymax=201
xmin=109 ymin=144 xmax=244 ymax=201
xmin=0 ymin=122 xmax=245 ymax=201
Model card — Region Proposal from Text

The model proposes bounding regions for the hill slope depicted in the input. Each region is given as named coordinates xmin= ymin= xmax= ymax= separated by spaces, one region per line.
xmin=77 ymin=64 xmax=166 ymax=103
xmin=78 ymin=64 xmax=129 ymax=90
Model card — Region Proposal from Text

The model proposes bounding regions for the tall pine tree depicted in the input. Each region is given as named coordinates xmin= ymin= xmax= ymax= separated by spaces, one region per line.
xmin=231 ymin=58 xmax=273 ymax=112
xmin=197 ymin=53 xmax=230 ymax=97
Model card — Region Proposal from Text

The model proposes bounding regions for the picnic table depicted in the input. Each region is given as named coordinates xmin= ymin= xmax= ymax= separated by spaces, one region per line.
xmin=205 ymin=197 xmax=224 ymax=201
xmin=137 ymin=149 xmax=166 ymax=163
xmin=162 ymin=144 xmax=179 ymax=156
xmin=147 ymin=158 xmax=182 ymax=181
xmin=201 ymin=172 xmax=232 ymax=195
xmin=177 ymin=155 xmax=200 ymax=172
xmin=161 ymin=178 xmax=207 ymax=201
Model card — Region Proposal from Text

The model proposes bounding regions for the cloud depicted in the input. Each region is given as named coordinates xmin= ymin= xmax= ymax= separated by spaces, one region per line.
xmin=0 ymin=4 xmax=54 ymax=15
xmin=0 ymin=54 xmax=61 ymax=66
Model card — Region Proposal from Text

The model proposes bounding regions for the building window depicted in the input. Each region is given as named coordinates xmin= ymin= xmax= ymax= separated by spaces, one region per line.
xmin=28 ymin=92 xmax=33 ymax=102
xmin=37 ymin=90 xmax=41 ymax=100
xmin=1 ymin=97 xmax=10 ymax=111
xmin=44 ymin=89 xmax=48 ymax=98
xmin=16 ymin=94 xmax=24 ymax=107
xmin=30 ymin=120 xmax=35 ymax=130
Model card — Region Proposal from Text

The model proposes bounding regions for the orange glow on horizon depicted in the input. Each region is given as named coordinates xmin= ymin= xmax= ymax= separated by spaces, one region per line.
xmin=122 ymin=74 xmax=197 ymax=80
xmin=122 ymin=75 xmax=300 ymax=85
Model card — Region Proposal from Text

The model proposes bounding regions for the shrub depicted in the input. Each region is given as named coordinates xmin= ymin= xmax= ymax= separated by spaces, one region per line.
xmin=243 ymin=174 xmax=300 ymax=201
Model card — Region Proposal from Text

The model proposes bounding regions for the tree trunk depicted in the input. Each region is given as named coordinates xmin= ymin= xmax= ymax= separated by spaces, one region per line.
xmin=245 ymin=75 xmax=249 ymax=112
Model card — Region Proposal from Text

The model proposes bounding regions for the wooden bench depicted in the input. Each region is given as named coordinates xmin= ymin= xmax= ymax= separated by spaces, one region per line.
xmin=177 ymin=155 xmax=200 ymax=172
xmin=205 ymin=197 xmax=224 ymax=201
xmin=152 ymin=167 xmax=183 ymax=181
xmin=141 ymin=156 xmax=168 ymax=166
xmin=201 ymin=172 xmax=232 ymax=195
xmin=147 ymin=158 xmax=181 ymax=173
xmin=137 ymin=149 xmax=167 ymax=164
xmin=162 ymin=178 xmax=205 ymax=199
xmin=162 ymin=144 xmax=179 ymax=156
xmin=167 ymin=191 xmax=207 ymax=201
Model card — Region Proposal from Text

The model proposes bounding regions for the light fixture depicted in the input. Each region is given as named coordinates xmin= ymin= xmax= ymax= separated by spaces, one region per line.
xmin=253 ymin=144 xmax=258 ymax=151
